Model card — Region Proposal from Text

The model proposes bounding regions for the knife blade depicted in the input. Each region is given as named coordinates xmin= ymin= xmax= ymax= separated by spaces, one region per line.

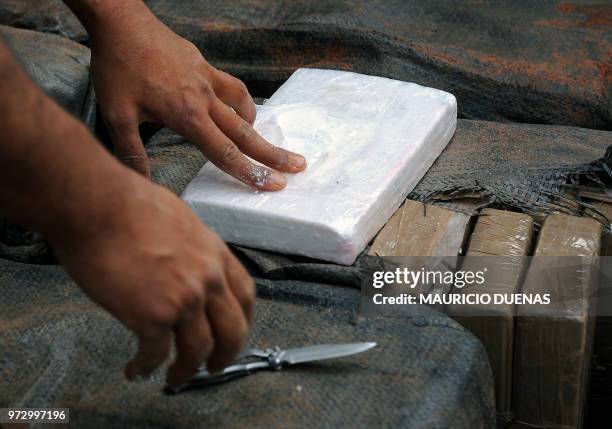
xmin=280 ymin=342 xmax=377 ymax=365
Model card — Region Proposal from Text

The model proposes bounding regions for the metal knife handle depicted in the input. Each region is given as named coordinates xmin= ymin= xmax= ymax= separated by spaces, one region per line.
xmin=177 ymin=368 xmax=251 ymax=389
xmin=165 ymin=360 xmax=271 ymax=394
xmin=237 ymin=348 xmax=269 ymax=359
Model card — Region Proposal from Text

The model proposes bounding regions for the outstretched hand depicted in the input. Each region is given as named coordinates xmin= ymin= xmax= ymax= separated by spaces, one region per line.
xmin=53 ymin=172 xmax=256 ymax=389
xmin=87 ymin=1 xmax=306 ymax=188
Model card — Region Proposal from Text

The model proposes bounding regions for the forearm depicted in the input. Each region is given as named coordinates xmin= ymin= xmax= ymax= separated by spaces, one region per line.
xmin=0 ymin=41 xmax=136 ymax=244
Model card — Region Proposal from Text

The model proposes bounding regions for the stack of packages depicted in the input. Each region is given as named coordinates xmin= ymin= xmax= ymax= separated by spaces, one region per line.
xmin=449 ymin=209 xmax=534 ymax=426
xmin=370 ymin=204 xmax=606 ymax=428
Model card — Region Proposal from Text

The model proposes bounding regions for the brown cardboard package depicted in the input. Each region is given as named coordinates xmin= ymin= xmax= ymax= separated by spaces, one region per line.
xmin=588 ymin=202 xmax=612 ymax=424
xmin=514 ymin=214 xmax=602 ymax=429
xmin=368 ymin=200 xmax=472 ymax=310
xmin=368 ymin=200 xmax=471 ymax=257
xmin=592 ymin=201 xmax=612 ymax=256
xmin=450 ymin=209 xmax=534 ymax=425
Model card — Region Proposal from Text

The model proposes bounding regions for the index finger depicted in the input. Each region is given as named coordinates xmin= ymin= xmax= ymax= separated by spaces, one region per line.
xmin=211 ymin=100 xmax=306 ymax=174
xmin=178 ymin=116 xmax=288 ymax=191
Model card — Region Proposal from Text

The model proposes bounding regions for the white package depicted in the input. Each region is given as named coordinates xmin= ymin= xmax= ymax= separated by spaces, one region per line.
xmin=183 ymin=68 xmax=457 ymax=265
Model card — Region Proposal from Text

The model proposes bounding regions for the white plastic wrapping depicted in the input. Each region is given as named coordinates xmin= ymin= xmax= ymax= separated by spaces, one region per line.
xmin=183 ymin=68 xmax=457 ymax=265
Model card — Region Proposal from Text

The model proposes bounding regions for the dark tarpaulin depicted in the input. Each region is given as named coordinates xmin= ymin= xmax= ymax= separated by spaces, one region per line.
xmin=0 ymin=25 xmax=95 ymax=127
xmin=0 ymin=1 xmax=609 ymax=129
xmin=0 ymin=260 xmax=495 ymax=428
xmin=0 ymin=0 xmax=86 ymax=43
xmin=409 ymin=120 xmax=612 ymax=223
xmin=147 ymin=0 xmax=612 ymax=130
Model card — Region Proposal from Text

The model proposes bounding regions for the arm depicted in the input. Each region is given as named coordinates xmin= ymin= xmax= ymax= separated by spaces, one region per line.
xmin=63 ymin=0 xmax=306 ymax=187
xmin=0 ymin=40 xmax=254 ymax=388
xmin=0 ymin=40 xmax=121 ymax=241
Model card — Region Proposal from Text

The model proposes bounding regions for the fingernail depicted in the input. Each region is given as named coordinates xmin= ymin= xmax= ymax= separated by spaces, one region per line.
xmin=288 ymin=154 xmax=306 ymax=169
xmin=268 ymin=171 xmax=287 ymax=188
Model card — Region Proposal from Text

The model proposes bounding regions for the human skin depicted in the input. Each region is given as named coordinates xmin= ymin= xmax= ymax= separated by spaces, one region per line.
xmin=0 ymin=0 xmax=305 ymax=390
xmin=63 ymin=0 xmax=306 ymax=186
xmin=0 ymin=41 xmax=253 ymax=389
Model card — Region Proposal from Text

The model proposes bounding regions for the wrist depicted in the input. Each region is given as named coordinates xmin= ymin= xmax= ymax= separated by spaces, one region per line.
xmin=63 ymin=0 xmax=151 ymax=43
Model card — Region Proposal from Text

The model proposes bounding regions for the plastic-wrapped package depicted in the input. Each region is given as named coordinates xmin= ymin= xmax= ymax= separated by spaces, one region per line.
xmin=514 ymin=213 xmax=602 ymax=429
xmin=590 ymin=201 xmax=612 ymax=416
xmin=365 ymin=200 xmax=470 ymax=312
xmin=368 ymin=200 xmax=471 ymax=257
xmin=450 ymin=209 xmax=534 ymax=425
xmin=183 ymin=68 xmax=457 ymax=264
xmin=593 ymin=201 xmax=612 ymax=256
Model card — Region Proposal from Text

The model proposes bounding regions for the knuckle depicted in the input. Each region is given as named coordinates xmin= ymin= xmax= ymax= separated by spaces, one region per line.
xmin=176 ymin=88 xmax=208 ymax=126
xmin=186 ymin=40 xmax=204 ymax=60
xmin=119 ymin=154 xmax=149 ymax=177
xmin=202 ymin=271 xmax=225 ymax=296
xmin=237 ymin=278 xmax=256 ymax=309
xmin=206 ymin=280 xmax=225 ymax=297
xmin=200 ymin=81 xmax=215 ymax=98
xmin=237 ymin=120 xmax=254 ymax=141
xmin=106 ymin=112 xmax=132 ymax=133
xmin=119 ymin=152 xmax=146 ymax=162
xmin=220 ymin=143 xmax=242 ymax=168
xmin=179 ymin=282 xmax=204 ymax=311
xmin=148 ymin=305 xmax=176 ymax=328
xmin=235 ymin=80 xmax=250 ymax=100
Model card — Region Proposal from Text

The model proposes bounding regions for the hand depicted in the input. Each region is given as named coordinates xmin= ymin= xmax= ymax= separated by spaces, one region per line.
xmin=0 ymin=30 xmax=254 ymax=389
xmin=87 ymin=1 xmax=306 ymax=188
xmin=51 ymin=172 xmax=255 ymax=388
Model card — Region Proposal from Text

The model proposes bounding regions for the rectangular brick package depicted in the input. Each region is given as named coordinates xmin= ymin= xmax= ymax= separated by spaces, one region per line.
xmin=514 ymin=214 xmax=602 ymax=429
xmin=450 ymin=209 xmax=534 ymax=425
xmin=183 ymin=69 xmax=456 ymax=265
xmin=368 ymin=200 xmax=471 ymax=257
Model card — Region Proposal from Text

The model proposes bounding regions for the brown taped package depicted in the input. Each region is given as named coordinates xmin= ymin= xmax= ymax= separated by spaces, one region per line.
xmin=514 ymin=214 xmax=602 ymax=429
xmin=368 ymin=200 xmax=471 ymax=257
xmin=368 ymin=200 xmax=472 ymax=310
xmin=588 ymin=202 xmax=612 ymax=422
xmin=592 ymin=201 xmax=612 ymax=256
xmin=450 ymin=209 xmax=534 ymax=425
